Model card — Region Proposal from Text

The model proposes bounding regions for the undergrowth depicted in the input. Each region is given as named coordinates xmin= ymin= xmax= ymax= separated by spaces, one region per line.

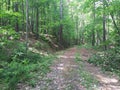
xmin=88 ymin=47 xmax=120 ymax=77
xmin=0 ymin=41 xmax=54 ymax=90
xmin=0 ymin=28 xmax=55 ymax=90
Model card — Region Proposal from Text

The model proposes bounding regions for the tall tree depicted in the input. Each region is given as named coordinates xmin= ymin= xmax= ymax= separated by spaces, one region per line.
xmin=14 ymin=2 xmax=19 ymax=32
xmin=59 ymin=0 xmax=63 ymax=45
xmin=26 ymin=0 xmax=29 ymax=53
xmin=92 ymin=0 xmax=96 ymax=46
xmin=36 ymin=7 xmax=39 ymax=39
xmin=103 ymin=0 xmax=107 ymax=50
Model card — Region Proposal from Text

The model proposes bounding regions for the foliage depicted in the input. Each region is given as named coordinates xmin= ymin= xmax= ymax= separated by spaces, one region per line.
xmin=88 ymin=47 xmax=120 ymax=76
xmin=0 ymin=28 xmax=20 ymax=46
xmin=0 ymin=40 xmax=54 ymax=90
xmin=0 ymin=60 xmax=35 ymax=90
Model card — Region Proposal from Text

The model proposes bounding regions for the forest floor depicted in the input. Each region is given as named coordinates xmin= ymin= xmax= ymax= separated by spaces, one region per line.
xmin=19 ymin=47 xmax=120 ymax=90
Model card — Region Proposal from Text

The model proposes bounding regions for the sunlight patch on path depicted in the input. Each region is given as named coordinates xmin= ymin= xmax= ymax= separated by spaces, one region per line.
xmin=57 ymin=63 xmax=64 ymax=70
xmin=57 ymin=55 xmax=76 ymax=59
xmin=95 ymin=74 xmax=120 ymax=90
xmin=96 ymin=75 xmax=118 ymax=84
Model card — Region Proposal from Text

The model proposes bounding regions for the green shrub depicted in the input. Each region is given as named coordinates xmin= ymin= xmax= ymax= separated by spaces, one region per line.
xmin=27 ymin=51 xmax=42 ymax=63
xmin=34 ymin=41 xmax=42 ymax=49
xmin=1 ymin=60 xmax=36 ymax=90
xmin=88 ymin=47 xmax=120 ymax=76
xmin=0 ymin=28 xmax=20 ymax=46
xmin=0 ymin=29 xmax=54 ymax=89
xmin=0 ymin=41 xmax=54 ymax=90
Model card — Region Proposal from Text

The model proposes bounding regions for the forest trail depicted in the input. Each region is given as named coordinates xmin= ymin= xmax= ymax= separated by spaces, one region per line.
xmin=21 ymin=47 xmax=120 ymax=90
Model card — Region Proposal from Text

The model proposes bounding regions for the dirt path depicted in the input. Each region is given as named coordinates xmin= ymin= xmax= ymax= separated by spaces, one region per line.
xmin=40 ymin=47 xmax=86 ymax=90
xmin=19 ymin=47 xmax=120 ymax=90
xmin=79 ymin=48 xmax=120 ymax=90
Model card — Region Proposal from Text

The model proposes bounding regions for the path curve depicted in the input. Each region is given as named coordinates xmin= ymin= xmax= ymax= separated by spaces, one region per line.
xmin=18 ymin=47 xmax=120 ymax=90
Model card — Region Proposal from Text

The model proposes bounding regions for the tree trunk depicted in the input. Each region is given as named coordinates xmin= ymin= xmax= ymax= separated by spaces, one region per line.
xmin=26 ymin=0 xmax=29 ymax=54
xmin=59 ymin=0 xmax=63 ymax=45
xmin=31 ymin=8 xmax=34 ymax=33
xmin=22 ymin=0 xmax=25 ymax=33
xmin=103 ymin=0 xmax=107 ymax=50
xmin=75 ymin=15 xmax=79 ymax=44
xmin=92 ymin=1 xmax=96 ymax=46
xmin=36 ymin=7 xmax=39 ymax=39
xmin=8 ymin=0 xmax=10 ymax=10
xmin=14 ymin=2 xmax=19 ymax=32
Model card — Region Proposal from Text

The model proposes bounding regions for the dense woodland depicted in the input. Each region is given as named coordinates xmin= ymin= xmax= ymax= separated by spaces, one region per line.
xmin=0 ymin=0 xmax=120 ymax=89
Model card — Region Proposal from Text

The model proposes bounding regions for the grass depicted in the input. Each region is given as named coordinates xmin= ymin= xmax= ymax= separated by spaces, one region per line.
xmin=75 ymin=53 xmax=98 ymax=90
